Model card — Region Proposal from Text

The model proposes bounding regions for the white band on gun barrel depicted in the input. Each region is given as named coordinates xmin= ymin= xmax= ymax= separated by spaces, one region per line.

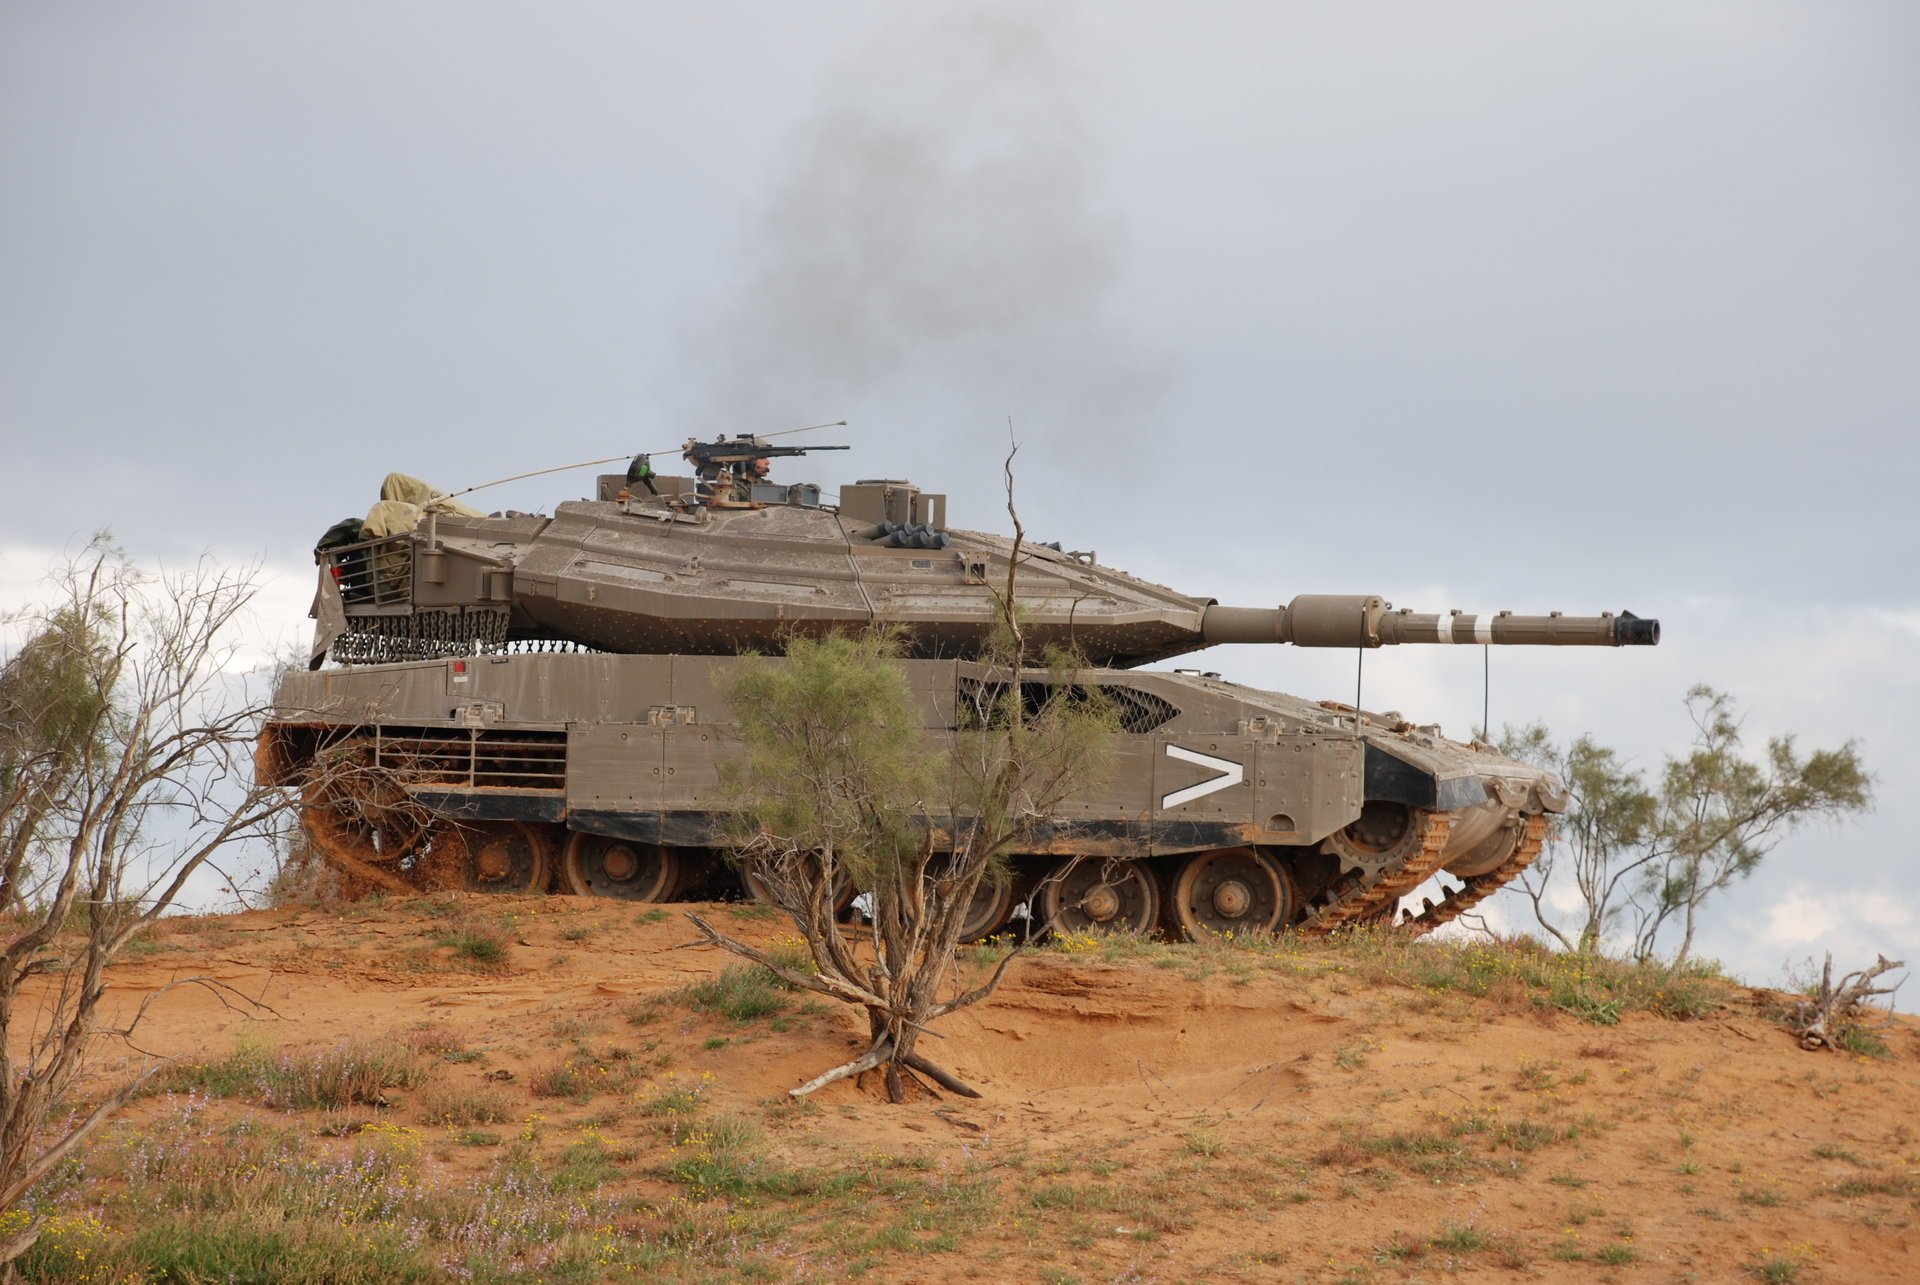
xmin=1438 ymin=614 xmax=1493 ymax=644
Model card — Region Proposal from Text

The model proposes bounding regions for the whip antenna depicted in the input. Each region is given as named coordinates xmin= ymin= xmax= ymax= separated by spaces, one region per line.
xmin=759 ymin=419 xmax=848 ymax=440
xmin=440 ymin=454 xmax=634 ymax=502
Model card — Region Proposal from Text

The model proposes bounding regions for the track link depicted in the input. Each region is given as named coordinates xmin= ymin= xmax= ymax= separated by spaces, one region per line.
xmin=1399 ymin=813 xmax=1550 ymax=933
xmin=1299 ymin=811 xmax=1455 ymax=935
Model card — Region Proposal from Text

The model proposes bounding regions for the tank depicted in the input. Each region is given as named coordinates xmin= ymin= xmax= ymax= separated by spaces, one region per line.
xmin=260 ymin=440 xmax=1659 ymax=941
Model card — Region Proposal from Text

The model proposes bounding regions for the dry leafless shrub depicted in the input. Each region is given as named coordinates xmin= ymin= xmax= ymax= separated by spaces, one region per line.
xmin=1 ymin=540 xmax=295 ymax=1265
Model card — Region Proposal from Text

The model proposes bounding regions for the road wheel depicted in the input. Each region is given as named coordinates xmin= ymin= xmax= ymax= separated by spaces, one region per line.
xmin=1168 ymin=847 xmax=1295 ymax=940
xmin=563 ymin=832 xmax=679 ymax=902
xmin=1040 ymin=856 xmax=1160 ymax=936
xmin=955 ymin=863 xmax=1017 ymax=943
xmin=425 ymin=821 xmax=549 ymax=893
xmin=741 ymin=856 xmax=856 ymax=914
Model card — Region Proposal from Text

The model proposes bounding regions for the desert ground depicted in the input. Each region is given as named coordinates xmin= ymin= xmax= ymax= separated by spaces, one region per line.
xmin=11 ymin=894 xmax=1919 ymax=1283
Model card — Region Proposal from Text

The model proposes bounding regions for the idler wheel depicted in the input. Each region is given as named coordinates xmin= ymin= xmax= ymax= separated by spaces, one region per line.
xmin=426 ymin=821 xmax=550 ymax=893
xmin=1169 ymin=847 xmax=1295 ymax=940
xmin=1041 ymin=857 xmax=1160 ymax=936
xmin=1439 ymin=812 xmax=1525 ymax=879
xmin=563 ymin=832 xmax=680 ymax=902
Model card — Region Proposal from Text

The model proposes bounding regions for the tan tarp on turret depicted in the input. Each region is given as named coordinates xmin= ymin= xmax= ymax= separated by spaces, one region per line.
xmin=361 ymin=500 xmax=423 ymax=538
xmin=360 ymin=476 xmax=483 ymax=586
xmin=379 ymin=473 xmax=483 ymax=518
xmin=362 ymin=474 xmax=484 ymax=538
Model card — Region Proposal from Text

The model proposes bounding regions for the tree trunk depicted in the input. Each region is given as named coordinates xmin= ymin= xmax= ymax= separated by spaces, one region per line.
xmin=1675 ymin=875 xmax=1699 ymax=966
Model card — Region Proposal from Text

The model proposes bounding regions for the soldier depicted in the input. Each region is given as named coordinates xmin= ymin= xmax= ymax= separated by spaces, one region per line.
xmin=731 ymin=454 xmax=771 ymax=501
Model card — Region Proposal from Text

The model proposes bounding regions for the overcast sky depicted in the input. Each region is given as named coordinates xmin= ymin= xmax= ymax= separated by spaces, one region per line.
xmin=3 ymin=2 xmax=1914 ymax=983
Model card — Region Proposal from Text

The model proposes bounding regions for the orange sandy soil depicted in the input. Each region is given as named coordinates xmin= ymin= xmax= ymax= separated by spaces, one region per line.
xmin=28 ymin=894 xmax=1920 ymax=1283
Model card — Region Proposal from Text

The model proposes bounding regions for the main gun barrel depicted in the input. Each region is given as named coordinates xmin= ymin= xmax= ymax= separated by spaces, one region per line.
xmin=1200 ymin=595 xmax=1659 ymax=649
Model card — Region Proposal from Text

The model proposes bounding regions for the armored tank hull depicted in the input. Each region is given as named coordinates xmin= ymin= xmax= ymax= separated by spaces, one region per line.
xmin=263 ymin=650 xmax=1564 ymax=939
xmin=266 ymin=457 xmax=1654 ymax=939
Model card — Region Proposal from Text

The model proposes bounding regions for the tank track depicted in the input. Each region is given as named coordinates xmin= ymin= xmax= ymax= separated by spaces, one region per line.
xmin=1399 ymin=813 xmax=1550 ymax=932
xmin=1297 ymin=811 xmax=1455 ymax=936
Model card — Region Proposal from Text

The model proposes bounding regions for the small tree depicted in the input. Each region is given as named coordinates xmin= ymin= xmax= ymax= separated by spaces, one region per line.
xmin=1632 ymin=686 xmax=1871 ymax=965
xmin=1 ymin=599 xmax=115 ymax=914
xmin=1505 ymin=727 xmax=1658 ymax=954
xmin=687 ymin=448 xmax=1115 ymax=1102
xmin=0 ymin=540 xmax=291 ymax=1265
xmin=1507 ymin=686 xmax=1871 ymax=964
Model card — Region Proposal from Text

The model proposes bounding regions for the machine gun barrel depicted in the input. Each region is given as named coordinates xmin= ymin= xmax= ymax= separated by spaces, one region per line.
xmin=681 ymin=439 xmax=849 ymax=465
xmin=735 ymin=444 xmax=849 ymax=459
xmin=1200 ymin=595 xmax=1659 ymax=648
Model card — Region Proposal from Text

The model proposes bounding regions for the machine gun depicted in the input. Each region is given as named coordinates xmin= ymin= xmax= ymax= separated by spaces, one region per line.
xmin=680 ymin=435 xmax=849 ymax=499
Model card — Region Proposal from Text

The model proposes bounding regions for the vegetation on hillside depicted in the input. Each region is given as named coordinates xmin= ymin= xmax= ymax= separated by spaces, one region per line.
xmin=1 ymin=908 xmax=1911 ymax=1283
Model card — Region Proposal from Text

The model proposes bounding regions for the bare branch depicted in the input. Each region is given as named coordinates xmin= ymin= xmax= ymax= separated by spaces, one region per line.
xmin=790 ymin=1037 xmax=894 ymax=1098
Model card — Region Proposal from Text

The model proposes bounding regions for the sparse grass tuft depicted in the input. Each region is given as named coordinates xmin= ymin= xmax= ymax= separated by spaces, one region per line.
xmin=1429 ymin=1222 xmax=1488 ymax=1252
xmin=413 ymin=1077 xmax=515 ymax=1126
xmin=663 ymin=1114 xmax=783 ymax=1200
xmin=162 ymin=1035 xmax=421 ymax=1110
xmin=642 ymin=1071 xmax=713 ymax=1119
xmin=434 ymin=921 xmax=512 ymax=970
xmin=1183 ymin=1128 xmax=1224 ymax=1157
xmin=1833 ymin=1025 xmax=1891 ymax=1058
xmin=402 ymin=1025 xmax=467 ymax=1057
xmin=1749 ymin=1249 xmax=1809 ymax=1283
xmin=527 ymin=1048 xmax=642 ymax=1103
xmin=675 ymin=964 xmax=790 ymax=1023
xmin=1831 ymin=1169 xmax=1920 ymax=1199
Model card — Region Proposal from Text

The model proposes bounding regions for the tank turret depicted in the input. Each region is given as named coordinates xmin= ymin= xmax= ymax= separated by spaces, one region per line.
xmin=303 ymin=446 xmax=1656 ymax=669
